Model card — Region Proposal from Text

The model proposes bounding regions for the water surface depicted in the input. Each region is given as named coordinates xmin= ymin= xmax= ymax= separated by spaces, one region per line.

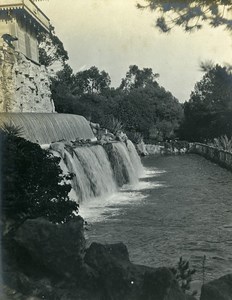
xmin=82 ymin=154 xmax=232 ymax=282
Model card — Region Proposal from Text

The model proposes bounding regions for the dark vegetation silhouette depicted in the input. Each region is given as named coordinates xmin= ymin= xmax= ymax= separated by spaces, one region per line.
xmin=179 ymin=64 xmax=232 ymax=141
xmin=171 ymin=257 xmax=197 ymax=296
xmin=137 ymin=0 xmax=232 ymax=33
xmin=37 ymin=24 xmax=68 ymax=67
xmin=1 ymin=125 xmax=78 ymax=234
xmin=51 ymin=64 xmax=183 ymax=142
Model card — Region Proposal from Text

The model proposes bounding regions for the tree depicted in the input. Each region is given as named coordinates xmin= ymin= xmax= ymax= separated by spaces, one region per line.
xmin=116 ymin=81 xmax=183 ymax=141
xmin=72 ymin=66 xmax=111 ymax=95
xmin=51 ymin=66 xmax=112 ymax=117
xmin=137 ymin=0 xmax=232 ymax=33
xmin=119 ymin=65 xmax=159 ymax=91
xmin=51 ymin=64 xmax=76 ymax=113
xmin=50 ymin=63 xmax=183 ymax=141
xmin=37 ymin=25 xmax=69 ymax=67
xmin=1 ymin=132 xmax=78 ymax=231
xmin=179 ymin=64 xmax=232 ymax=141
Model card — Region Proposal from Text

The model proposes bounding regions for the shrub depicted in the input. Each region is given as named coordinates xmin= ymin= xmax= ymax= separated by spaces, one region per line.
xmin=1 ymin=133 xmax=78 ymax=232
xmin=105 ymin=117 xmax=124 ymax=135
xmin=170 ymin=257 xmax=196 ymax=294
xmin=0 ymin=122 xmax=24 ymax=137
xmin=213 ymin=135 xmax=232 ymax=152
xmin=126 ymin=131 xmax=143 ymax=144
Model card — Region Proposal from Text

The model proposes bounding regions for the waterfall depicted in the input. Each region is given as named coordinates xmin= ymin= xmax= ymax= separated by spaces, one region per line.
xmin=50 ymin=140 xmax=144 ymax=203
xmin=0 ymin=112 xmax=144 ymax=204
xmin=50 ymin=142 xmax=117 ymax=202
xmin=126 ymin=140 xmax=144 ymax=178
xmin=111 ymin=142 xmax=139 ymax=185
xmin=0 ymin=113 xmax=95 ymax=144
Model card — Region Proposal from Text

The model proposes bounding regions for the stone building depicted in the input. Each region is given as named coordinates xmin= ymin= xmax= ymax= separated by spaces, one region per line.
xmin=0 ymin=0 xmax=55 ymax=112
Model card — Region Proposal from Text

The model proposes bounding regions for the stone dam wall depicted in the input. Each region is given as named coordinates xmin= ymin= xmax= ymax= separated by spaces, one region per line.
xmin=0 ymin=46 xmax=55 ymax=113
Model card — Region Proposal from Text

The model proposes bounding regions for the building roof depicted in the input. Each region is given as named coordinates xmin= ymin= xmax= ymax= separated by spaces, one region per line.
xmin=0 ymin=0 xmax=50 ymax=32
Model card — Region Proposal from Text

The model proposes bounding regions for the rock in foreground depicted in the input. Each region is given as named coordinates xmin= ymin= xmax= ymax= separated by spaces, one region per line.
xmin=200 ymin=274 xmax=232 ymax=300
xmin=2 ymin=217 xmax=196 ymax=300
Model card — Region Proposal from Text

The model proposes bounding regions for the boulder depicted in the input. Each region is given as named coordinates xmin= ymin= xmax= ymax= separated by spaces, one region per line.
xmin=84 ymin=242 xmax=194 ymax=300
xmin=85 ymin=242 xmax=134 ymax=298
xmin=141 ymin=267 xmax=196 ymax=300
xmin=4 ymin=218 xmax=197 ymax=300
xmin=14 ymin=216 xmax=86 ymax=278
xmin=200 ymin=274 xmax=232 ymax=300
xmin=136 ymin=141 xmax=148 ymax=156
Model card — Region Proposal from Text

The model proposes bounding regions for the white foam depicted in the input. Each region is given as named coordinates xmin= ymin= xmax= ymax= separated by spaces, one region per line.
xmin=141 ymin=168 xmax=166 ymax=179
xmin=79 ymin=190 xmax=147 ymax=223
xmin=79 ymin=164 xmax=167 ymax=222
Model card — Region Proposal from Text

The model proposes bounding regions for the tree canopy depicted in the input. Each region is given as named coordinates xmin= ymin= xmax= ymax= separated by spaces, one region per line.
xmin=137 ymin=0 xmax=232 ymax=32
xmin=51 ymin=64 xmax=183 ymax=142
xmin=37 ymin=25 xmax=69 ymax=67
xmin=179 ymin=64 xmax=232 ymax=141
xmin=72 ymin=66 xmax=111 ymax=95
xmin=119 ymin=65 xmax=159 ymax=91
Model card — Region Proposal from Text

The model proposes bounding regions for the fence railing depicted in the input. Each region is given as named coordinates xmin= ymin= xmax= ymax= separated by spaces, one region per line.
xmin=190 ymin=143 xmax=232 ymax=171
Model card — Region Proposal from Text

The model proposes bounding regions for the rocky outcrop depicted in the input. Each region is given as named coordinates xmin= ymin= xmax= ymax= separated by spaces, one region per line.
xmin=136 ymin=141 xmax=148 ymax=156
xmin=0 ymin=47 xmax=55 ymax=113
xmin=200 ymin=274 xmax=232 ymax=300
xmin=2 ymin=217 xmax=196 ymax=300
xmin=141 ymin=268 xmax=196 ymax=300
xmin=85 ymin=242 xmax=196 ymax=300
xmin=14 ymin=217 xmax=86 ymax=278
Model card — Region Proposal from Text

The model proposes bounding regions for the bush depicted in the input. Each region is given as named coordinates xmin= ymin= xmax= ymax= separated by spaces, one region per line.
xmin=170 ymin=257 xmax=196 ymax=294
xmin=1 ymin=133 xmax=78 ymax=231
xmin=213 ymin=135 xmax=232 ymax=152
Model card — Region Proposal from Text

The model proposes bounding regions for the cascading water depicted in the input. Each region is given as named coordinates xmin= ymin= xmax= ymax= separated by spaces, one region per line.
xmin=126 ymin=140 xmax=144 ymax=178
xmin=0 ymin=112 xmax=144 ymax=205
xmin=0 ymin=113 xmax=95 ymax=144
xmin=50 ymin=142 xmax=118 ymax=203
xmin=73 ymin=146 xmax=117 ymax=200
xmin=50 ymin=140 xmax=144 ymax=204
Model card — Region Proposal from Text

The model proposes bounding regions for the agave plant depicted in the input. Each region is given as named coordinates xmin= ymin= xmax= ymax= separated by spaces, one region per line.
xmin=126 ymin=131 xmax=143 ymax=144
xmin=105 ymin=117 xmax=124 ymax=135
xmin=0 ymin=122 xmax=24 ymax=137
xmin=213 ymin=135 xmax=232 ymax=152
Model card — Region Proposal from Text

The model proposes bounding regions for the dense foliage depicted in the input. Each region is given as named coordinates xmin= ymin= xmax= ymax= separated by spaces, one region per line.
xmin=179 ymin=64 xmax=232 ymax=141
xmin=137 ymin=0 xmax=232 ymax=33
xmin=37 ymin=25 xmax=68 ymax=67
xmin=51 ymin=65 xmax=183 ymax=142
xmin=1 ymin=132 xmax=78 ymax=227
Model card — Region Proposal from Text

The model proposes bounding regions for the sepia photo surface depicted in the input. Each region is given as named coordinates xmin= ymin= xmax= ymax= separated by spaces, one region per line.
xmin=1 ymin=0 xmax=232 ymax=299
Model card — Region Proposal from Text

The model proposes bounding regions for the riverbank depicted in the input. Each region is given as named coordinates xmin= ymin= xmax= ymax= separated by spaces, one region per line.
xmin=136 ymin=140 xmax=189 ymax=156
xmin=190 ymin=143 xmax=232 ymax=171
xmin=3 ymin=214 xmax=232 ymax=300
xmin=137 ymin=141 xmax=232 ymax=173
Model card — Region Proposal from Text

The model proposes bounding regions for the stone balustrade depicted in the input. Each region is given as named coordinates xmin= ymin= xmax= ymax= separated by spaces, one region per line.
xmin=190 ymin=143 xmax=232 ymax=171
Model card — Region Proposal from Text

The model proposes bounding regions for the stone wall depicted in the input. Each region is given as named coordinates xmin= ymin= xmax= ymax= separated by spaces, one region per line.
xmin=0 ymin=45 xmax=55 ymax=113
xmin=190 ymin=143 xmax=232 ymax=171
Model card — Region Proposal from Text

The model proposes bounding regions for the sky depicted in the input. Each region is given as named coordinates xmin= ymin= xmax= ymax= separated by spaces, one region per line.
xmin=37 ymin=0 xmax=232 ymax=102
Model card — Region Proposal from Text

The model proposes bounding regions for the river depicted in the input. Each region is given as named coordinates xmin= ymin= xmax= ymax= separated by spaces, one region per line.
xmin=81 ymin=154 xmax=232 ymax=284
